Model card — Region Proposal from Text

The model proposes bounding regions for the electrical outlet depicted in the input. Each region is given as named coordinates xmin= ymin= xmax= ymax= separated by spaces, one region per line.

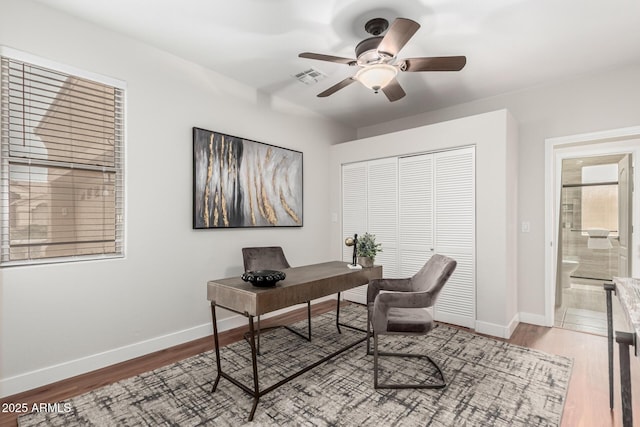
xmin=521 ymin=221 xmax=530 ymax=233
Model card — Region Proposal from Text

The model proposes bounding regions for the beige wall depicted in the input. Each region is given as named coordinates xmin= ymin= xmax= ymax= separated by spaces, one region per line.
xmin=3 ymin=0 xmax=640 ymax=398
xmin=357 ymin=63 xmax=640 ymax=320
xmin=0 ymin=0 xmax=355 ymax=396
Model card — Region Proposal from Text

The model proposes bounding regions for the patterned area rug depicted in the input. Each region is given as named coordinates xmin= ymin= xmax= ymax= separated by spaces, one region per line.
xmin=19 ymin=305 xmax=572 ymax=426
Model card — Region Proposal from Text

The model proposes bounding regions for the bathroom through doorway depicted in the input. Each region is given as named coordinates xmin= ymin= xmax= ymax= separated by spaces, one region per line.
xmin=545 ymin=127 xmax=640 ymax=334
xmin=555 ymin=154 xmax=631 ymax=334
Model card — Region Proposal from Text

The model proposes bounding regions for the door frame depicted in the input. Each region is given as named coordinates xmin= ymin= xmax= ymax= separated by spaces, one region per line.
xmin=544 ymin=126 xmax=640 ymax=327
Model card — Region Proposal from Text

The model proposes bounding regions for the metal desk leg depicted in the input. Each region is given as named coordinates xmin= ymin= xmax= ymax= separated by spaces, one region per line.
xmin=256 ymin=315 xmax=261 ymax=355
xmin=307 ymin=301 xmax=312 ymax=339
xmin=284 ymin=301 xmax=312 ymax=342
xmin=247 ymin=315 xmax=260 ymax=421
xmin=604 ymin=282 xmax=615 ymax=409
xmin=336 ymin=292 xmax=342 ymax=334
xmin=209 ymin=303 xmax=368 ymax=421
xmin=210 ymin=303 xmax=222 ymax=393
xmin=616 ymin=331 xmax=635 ymax=427
xmin=335 ymin=292 xmax=368 ymax=336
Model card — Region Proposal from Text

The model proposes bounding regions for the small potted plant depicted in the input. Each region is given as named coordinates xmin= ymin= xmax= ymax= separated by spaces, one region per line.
xmin=356 ymin=232 xmax=382 ymax=268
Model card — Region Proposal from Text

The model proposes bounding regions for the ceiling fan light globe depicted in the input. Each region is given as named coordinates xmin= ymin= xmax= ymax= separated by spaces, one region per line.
xmin=355 ymin=64 xmax=398 ymax=92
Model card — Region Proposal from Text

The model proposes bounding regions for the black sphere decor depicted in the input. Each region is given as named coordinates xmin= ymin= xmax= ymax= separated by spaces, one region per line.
xmin=241 ymin=270 xmax=286 ymax=287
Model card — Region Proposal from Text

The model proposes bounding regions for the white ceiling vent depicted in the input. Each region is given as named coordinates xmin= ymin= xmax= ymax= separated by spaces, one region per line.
xmin=293 ymin=68 xmax=327 ymax=85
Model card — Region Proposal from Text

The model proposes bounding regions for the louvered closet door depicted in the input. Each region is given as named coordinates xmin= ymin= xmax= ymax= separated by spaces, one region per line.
xmin=342 ymin=162 xmax=368 ymax=262
xmin=367 ymin=157 xmax=399 ymax=278
xmin=433 ymin=147 xmax=476 ymax=328
xmin=342 ymin=162 xmax=368 ymax=303
xmin=398 ymin=154 xmax=434 ymax=277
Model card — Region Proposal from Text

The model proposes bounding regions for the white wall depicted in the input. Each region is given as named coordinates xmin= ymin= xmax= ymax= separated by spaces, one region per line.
xmin=329 ymin=110 xmax=519 ymax=338
xmin=358 ymin=62 xmax=640 ymax=323
xmin=0 ymin=0 xmax=355 ymax=396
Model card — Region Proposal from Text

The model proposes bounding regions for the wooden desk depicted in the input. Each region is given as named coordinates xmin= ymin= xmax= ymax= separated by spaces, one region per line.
xmin=605 ymin=277 xmax=640 ymax=427
xmin=207 ymin=261 xmax=382 ymax=421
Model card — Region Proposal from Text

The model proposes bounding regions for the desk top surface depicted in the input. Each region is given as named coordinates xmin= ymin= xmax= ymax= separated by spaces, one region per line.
xmin=207 ymin=261 xmax=382 ymax=316
xmin=613 ymin=277 xmax=640 ymax=348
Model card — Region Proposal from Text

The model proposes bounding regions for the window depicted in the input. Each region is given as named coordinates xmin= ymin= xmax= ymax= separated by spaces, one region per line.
xmin=0 ymin=51 xmax=124 ymax=265
xmin=581 ymin=163 xmax=618 ymax=235
xmin=582 ymin=185 xmax=618 ymax=234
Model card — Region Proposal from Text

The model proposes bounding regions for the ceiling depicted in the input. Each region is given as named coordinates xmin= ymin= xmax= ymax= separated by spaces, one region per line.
xmin=35 ymin=0 xmax=640 ymax=130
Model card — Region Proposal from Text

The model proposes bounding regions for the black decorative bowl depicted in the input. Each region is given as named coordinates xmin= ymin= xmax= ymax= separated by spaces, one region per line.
xmin=241 ymin=270 xmax=286 ymax=287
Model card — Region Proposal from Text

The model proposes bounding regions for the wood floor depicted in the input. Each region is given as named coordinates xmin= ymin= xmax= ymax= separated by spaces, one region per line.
xmin=1 ymin=300 xmax=638 ymax=427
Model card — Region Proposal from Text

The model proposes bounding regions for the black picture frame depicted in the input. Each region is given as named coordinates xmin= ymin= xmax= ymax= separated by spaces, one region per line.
xmin=193 ymin=127 xmax=303 ymax=229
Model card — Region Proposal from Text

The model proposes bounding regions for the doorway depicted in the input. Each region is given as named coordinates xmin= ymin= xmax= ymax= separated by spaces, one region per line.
xmin=544 ymin=127 xmax=640 ymax=330
xmin=554 ymin=154 xmax=629 ymax=334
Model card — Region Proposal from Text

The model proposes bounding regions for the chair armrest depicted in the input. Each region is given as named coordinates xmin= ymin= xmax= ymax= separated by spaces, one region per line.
xmin=367 ymin=277 xmax=413 ymax=304
xmin=372 ymin=291 xmax=435 ymax=333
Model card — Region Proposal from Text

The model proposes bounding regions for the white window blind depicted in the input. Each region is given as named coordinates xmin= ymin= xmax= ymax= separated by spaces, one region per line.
xmin=0 ymin=55 xmax=124 ymax=265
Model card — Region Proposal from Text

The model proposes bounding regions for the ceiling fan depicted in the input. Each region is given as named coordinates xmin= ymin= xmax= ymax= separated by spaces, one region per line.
xmin=299 ymin=17 xmax=466 ymax=102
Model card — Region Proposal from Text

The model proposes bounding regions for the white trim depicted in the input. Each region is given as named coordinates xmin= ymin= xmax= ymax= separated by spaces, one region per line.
xmin=474 ymin=316 xmax=518 ymax=339
xmin=343 ymin=286 xmax=367 ymax=305
xmin=518 ymin=311 xmax=547 ymax=327
xmin=0 ymin=296 xmax=337 ymax=398
xmin=0 ymin=322 xmax=212 ymax=398
xmin=544 ymin=126 xmax=640 ymax=327
xmin=0 ymin=45 xmax=126 ymax=89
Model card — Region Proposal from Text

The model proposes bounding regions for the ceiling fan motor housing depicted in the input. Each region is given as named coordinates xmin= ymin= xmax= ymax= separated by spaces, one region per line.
xmin=355 ymin=37 xmax=392 ymax=65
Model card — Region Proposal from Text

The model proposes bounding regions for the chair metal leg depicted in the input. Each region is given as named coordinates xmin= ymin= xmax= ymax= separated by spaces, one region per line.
xmin=366 ymin=304 xmax=372 ymax=355
xmin=373 ymin=332 xmax=446 ymax=390
xmin=373 ymin=333 xmax=379 ymax=386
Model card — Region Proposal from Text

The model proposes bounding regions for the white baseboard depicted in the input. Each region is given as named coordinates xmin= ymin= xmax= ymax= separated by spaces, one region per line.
xmin=0 ymin=322 xmax=213 ymax=398
xmin=518 ymin=311 xmax=549 ymax=327
xmin=507 ymin=312 xmax=520 ymax=337
xmin=475 ymin=315 xmax=517 ymax=339
xmin=342 ymin=285 xmax=367 ymax=305
xmin=0 ymin=295 xmax=337 ymax=398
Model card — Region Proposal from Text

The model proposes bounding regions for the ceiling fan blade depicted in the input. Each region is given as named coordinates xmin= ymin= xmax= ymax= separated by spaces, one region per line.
xmin=299 ymin=52 xmax=356 ymax=66
xmin=317 ymin=77 xmax=356 ymax=97
xmin=382 ymin=78 xmax=406 ymax=102
xmin=377 ymin=18 xmax=421 ymax=57
xmin=402 ymin=56 xmax=467 ymax=72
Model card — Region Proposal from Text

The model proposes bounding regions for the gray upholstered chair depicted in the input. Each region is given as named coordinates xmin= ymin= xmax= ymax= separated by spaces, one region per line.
xmin=242 ymin=246 xmax=291 ymax=273
xmin=242 ymin=247 xmax=311 ymax=352
xmin=367 ymin=253 xmax=457 ymax=389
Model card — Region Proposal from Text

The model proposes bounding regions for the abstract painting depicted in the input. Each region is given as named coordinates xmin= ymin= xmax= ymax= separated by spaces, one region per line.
xmin=193 ymin=128 xmax=303 ymax=228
